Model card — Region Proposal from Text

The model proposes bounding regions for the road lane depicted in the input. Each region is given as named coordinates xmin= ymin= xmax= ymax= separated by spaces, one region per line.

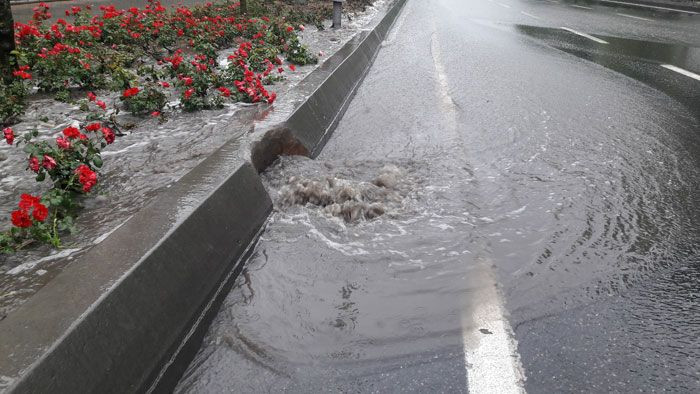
xmin=177 ymin=0 xmax=700 ymax=391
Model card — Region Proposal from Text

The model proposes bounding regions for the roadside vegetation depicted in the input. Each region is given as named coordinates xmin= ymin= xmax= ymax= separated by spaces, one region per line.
xmin=0 ymin=0 xmax=328 ymax=252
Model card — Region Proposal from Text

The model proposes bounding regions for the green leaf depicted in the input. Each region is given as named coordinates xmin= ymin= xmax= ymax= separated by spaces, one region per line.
xmin=93 ymin=155 xmax=103 ymax=168
xmin=36 ymin=172 xmax=46 ymax=182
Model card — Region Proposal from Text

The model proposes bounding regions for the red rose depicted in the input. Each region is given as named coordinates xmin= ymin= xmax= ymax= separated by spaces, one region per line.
xmin=184 ymin=88 xmax=194 ymax=99
xmin=56 ymin=136 xmax=71 ymax=149
xmin=150 ymin=111 xmax=161 ymax=117
xmin=87 ymin=92 xmax=97 ymax=101
xmin=32 ymin=203 xmax=48 ymax=222
xmin=123 ymin=87 xmax=140 ymax=98
xmin=42 ymin=155 xmax=57 ymax=170
xmin=289 ymin=64 xmax=296 ymax=72
xmin=3 ymin=127 xmax=14 ymax=145
xmin=85 ymin=122 xmax=101 ymax=132
xmin=29 ymin=157 xmax=40 ymax=172
xmin=217 ymin=87 xmax=231 ymax=97
xmin=96 ymin=100 xmax=107 ymax=110
xmin=63 ymin=126 xmax=81 ymax=139
xmin=182 ymin=76 xmax=193 ymax=86
xmin=160 ymin=81 xmax=170 ymax=88
xmin=12 ymin=70 xmax=32 ymax=80
xmin=18 ymin=193 xmax=41 ymax=210
xmin=11 ymin=210 xmax=32 ymax=228
xmin=75 ymin=164 xmax=97 ymax=192
xmin=101 ymin=127 xmax=115 ymax=144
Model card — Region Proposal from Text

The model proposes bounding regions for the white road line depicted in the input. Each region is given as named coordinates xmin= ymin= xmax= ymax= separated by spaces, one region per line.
xmin=570 ymin=4 xmax=593 ymax=9
xmin=600 ymin=0 xmax=699 ymax=14
xmin=616 ymin=12 xmax=653 ymax=21
xmin=463 ymin=263 xmax=526 ymax=394
xmin=661 ymin=64 xmax=700 ymax=81
xmin=560 ymin=27 xmax=609 ymax=44
xmin=521 ymin=11 xmax=541 ymax=19
xmin=498 ymin=3 xmax=512 ymax=8
xmin=430 ymin=31 xmax=457 ymax=131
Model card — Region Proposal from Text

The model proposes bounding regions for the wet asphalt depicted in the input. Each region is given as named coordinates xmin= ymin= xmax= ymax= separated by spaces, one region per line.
xmin=177 ymin=0 xmax=700 ymax=392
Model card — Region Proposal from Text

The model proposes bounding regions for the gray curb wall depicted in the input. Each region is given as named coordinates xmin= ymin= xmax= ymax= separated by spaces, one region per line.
xmin=0 ymin=0 xmax=408 ymax=392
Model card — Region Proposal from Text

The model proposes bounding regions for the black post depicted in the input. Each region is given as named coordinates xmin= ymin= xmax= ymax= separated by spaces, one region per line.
xmin=0 ymin=0 xmax=15 ymax=76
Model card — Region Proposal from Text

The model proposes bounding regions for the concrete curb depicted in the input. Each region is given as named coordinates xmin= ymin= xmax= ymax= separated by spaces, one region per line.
xmin=0 ymin=0 xmax=408 ymax=392
xmin=251 ymin=0 xmax=407 ymax=169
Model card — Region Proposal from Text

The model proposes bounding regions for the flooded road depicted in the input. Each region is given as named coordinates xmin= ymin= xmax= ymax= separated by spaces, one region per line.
xmin=177 ymin=0 xmax=700 ymax=391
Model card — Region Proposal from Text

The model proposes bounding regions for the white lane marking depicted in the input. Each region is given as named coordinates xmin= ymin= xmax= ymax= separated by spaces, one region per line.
xmin=430 ymin=30 xmax=457 ymax=130
xmin=498 ymin=2 xmax=512 ymax=8
xmin=661 ymin=64 xmax=700 ymax=81
xmin=560 ymin=27 xmax=609 ymax=44
xmin=570 ymin=4 xmax=593 ymax=9
xmin=521 ymin=11 xmax=541 ymax=19
xmin=600 ymin=0 xmax=699 ymax=14
xmin=463 ymin=263 xmax=526 ymax=393
xmin=616 ymin=12 xmax=653 ymax=21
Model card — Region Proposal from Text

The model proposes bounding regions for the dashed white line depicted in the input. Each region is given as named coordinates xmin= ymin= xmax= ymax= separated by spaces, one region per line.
xmin=570 ymin=4 xmax=593 ymax=9
xmin=616 ymin=12 xmax=653 ymax=21
xmin=498 ymin=2 xmax=512 ymax=8
xmin=429 ymin=27 xmax=457 ymax=130
xmin=463 ymin=262 xmax=526 ymax=394
xmin=560 ymin=27 xmax=609 ymax=44
xmin=661 ymin=64 xmax=700 ymax=81
xmin=521 ymin=11 xmax=541 ymax=19
xmin=600 ymin=0 xmax=699 ymax=14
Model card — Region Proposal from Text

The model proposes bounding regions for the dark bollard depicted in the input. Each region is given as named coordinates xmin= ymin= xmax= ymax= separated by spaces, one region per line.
xmin=332 ymin=0 xmax=344 ymax=29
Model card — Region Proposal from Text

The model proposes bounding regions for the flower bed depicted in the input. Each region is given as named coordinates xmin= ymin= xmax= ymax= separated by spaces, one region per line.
xmin=0 ymin=0 xmax=388 ymax=318
xmin=0 ymin=0 xmax=320 ymax=252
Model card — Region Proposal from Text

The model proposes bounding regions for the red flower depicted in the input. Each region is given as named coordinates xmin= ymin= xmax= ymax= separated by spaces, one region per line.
xmin=122 ymin=87 xmax=140 ymax=98
xmin=42 ymin=155 xmax=57 ymax=170
xmin=160 ymin=81 xmax=170 ymax=88
xmin=85 ymin=122 xmax=101 ymax=132
xmin=75 ymin=164 xmax=97 ymax=192
xmin=286 ymin=26 xmax=294 ymax=33
xmin=19 ymin=194 xmax=41 ymax=210
xmin=299 ymin=24 xmax=305 ymax=31
xmin=184 ymin=88 xmax=194 ymax=99
xmin=63 ymin=126 xmax=82 ymax=139
xmin=3 ymin=127 xmax=14 ymax=145
xmin=218 ymin=87 xmax=231 ymax=97
xmin=29 ymin=157 xmax=40 ymax=172
xmin=289 ymin=64 xmax=296 ymax=72
xmin=182 ymin=76 xmax=193 ymax=86
xmin=56 ymin=136 xmax=71 ymax=149
xmin=101 ymin=127 xmax=115 ymax=144
xmin=13 ymin=70 xmax=32 ymax=80
xmin=277 ymin=67 xmax=284 ymax=74
xmin=11 ymin=210 xmax=32 ymax=228
xmin=150 ymin=111 xmax=161 ymax=117
xmin=96 ymin=100 xmax=107 ymax=110
xmin=87 ymin=92 xmax=97 ymax=101
xmin=32 ymin=203 xmax=48 ymax=222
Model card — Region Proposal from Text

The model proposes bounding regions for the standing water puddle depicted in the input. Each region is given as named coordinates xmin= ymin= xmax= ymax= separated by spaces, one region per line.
xmin=176 ymin=156 xmax=490 ymax=392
